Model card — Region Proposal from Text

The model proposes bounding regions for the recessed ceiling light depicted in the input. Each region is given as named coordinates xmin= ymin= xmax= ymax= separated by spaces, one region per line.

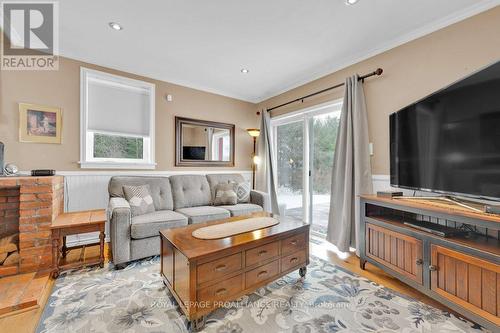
xmin=241 ymin=68 xmax=249 ymax=74
xmin=345 ymin=0 xmax=359 ymax=5
xmin=109 ymin=22 xmax=123 ymax=31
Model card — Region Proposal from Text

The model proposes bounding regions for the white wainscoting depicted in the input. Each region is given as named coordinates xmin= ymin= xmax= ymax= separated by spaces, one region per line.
xmin=372 ymin=174 xmax=391 ymax=192
xmin=61 ymin=170 xmax=252 ymax=246
xmin=372 ymin=174 xmax=442 ymax=196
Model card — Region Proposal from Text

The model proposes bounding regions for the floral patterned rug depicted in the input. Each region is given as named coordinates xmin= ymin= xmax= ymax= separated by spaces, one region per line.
xmin=36 ymin=255 xmax=484 ymax=333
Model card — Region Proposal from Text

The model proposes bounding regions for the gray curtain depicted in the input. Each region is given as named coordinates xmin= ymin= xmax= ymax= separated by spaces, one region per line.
xmin=255 ymin=111 xmax=280 ymax=214
xmin=327 ymin=75 xmax=373 ymax=254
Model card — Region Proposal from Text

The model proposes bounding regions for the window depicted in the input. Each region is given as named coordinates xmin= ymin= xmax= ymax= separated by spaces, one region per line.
xmin=80 ymin=68 xmax=155 ymax=169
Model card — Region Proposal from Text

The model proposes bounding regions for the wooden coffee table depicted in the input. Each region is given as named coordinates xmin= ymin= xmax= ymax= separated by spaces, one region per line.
xmin=160 ymin=212 xmax=309 ymax=331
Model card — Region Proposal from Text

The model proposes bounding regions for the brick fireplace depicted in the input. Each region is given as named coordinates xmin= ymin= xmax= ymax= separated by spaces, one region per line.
xmin=0 ymin=176 xmax=64 ymax=277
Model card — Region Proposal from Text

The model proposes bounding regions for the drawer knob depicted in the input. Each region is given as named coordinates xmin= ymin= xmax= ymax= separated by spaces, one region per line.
xmin=215 ymin=288 xmax=227 ymax=296
xmin=429 ymin=265 xmax=438 ymax=271
xmin=214 ymin=264 xmax=227 ymax=272
xmin=290 ymin=240 xmax=298 ymax=245
xmin=258 ymin=250 xmax=268 ymax=256
xmin=257 ymin=270 xmax=268 ymax=278
xmin=290 ymin=257 xmax=298 ymax=263
xmin=415 ymin=259 xmax=423 ymax=266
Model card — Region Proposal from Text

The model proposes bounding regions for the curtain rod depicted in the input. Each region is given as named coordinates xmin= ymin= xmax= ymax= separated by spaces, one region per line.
xmin=264 ymin=68 xmax=383 ymax=113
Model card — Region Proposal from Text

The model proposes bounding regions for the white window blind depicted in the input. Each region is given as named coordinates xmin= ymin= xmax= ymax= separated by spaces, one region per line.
xmin=87 ymin=79 xmax=151 ymax=135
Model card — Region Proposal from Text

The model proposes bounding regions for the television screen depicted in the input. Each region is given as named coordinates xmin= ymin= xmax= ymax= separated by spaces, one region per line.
xmin=183 ymin=146 xmax=206 ymax=160
xmin=390 ymin=61 xmax=500 ymax=200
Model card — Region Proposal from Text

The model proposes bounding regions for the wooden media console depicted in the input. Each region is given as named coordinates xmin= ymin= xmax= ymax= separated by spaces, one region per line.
xmin=359 ymin=195 xmax=500 ymax=331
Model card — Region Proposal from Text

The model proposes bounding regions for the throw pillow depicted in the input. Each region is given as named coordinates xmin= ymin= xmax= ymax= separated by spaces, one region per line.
xmin=232 ymin=181 xmax=251 ymax=203
xmin=123 ymin=184 xmax=155 ymax=217
xmin=214 ymin=183 xmax=238 ymax=205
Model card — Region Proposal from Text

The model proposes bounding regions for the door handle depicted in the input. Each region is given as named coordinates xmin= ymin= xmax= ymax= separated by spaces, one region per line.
xmin=290 ymin=240 xmax=298 ymax=246
xmin=214 ymin=264 xmax=227 ymax=272
xmin=429 ymin=265 xmax=438 ymax=271
xmin=415 ymin=259 xmax=423 ymax=265
xmin=258 ymin=250 xmax=268 ymax=256
xmin=257 ymin=270 xmax=268 ymax=278
xmin=290 ymin=257 xmax=298 ymax=263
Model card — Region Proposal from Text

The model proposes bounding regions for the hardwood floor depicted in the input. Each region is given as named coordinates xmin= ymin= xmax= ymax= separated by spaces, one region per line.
xmin=0 ymin=239 xmax=454 ymax=332
xmin=0 ymin=244 xmax=111 ymax=333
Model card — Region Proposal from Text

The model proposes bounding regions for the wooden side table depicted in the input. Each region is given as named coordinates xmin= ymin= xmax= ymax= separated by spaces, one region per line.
xmin=50 ymin=209 xmax=106 ymax=278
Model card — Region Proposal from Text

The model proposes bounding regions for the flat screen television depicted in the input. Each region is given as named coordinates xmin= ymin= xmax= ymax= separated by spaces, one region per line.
xmin=390 ymin=60 xmax=500 ymax=201
xmin=183 ymin=146 xmax=206 ymax=160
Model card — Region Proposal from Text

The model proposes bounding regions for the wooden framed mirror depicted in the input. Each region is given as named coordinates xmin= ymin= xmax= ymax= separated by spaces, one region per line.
xmin=175 ymin=117 xmax=235 ymax=167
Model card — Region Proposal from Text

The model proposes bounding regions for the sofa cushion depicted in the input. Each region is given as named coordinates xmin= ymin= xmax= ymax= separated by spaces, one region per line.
xmin=214 ymin=183 xmax=238 ymax=205
xmin=170 ymin=175 xmax=212 ymax=209
xmin=233 ymin=181 xmax=251 ymax=203
xmin=206 ymin=173 xmax=246 ymax=200
xmin=175 ymin=206 xmax=230 ymax=224
xmin=219 ymin=203 xmax=263 ymax=217
xmin=109 ymin=176 xmax=173 ymax=211
xmin=123 ymin=184 xmax=156 ymax=217
xmin=131 ymin=210 xmax=188 ymax=239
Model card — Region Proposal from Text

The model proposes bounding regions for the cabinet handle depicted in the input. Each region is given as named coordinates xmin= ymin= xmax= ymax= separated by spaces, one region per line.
xmin=214 ymin=264 xmax=227 ymax=272
xmin=290 ymin=240 xmax=298 ymax=245
xmin=290 ymin=257 xmax=298 ymax=263
xmin=415 ymin=259 xmax=423 ymax=265
xmin=258 ymin=250 xmax=268 ymax=256
xmin=215 ymin=288 xmax=227 ymax=296
xmin=257 ymin=270 xmax=268 ymax=278
xmin=429 ymin=265 xmax=438 ymax=271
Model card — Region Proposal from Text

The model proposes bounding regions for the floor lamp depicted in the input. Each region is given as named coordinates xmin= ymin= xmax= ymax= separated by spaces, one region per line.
xmin=246 ymin=128 xmax=260 ymax=189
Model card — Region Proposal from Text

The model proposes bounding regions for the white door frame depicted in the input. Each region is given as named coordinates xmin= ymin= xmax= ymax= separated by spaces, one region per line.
xmin=271 ymin=99 xmax=343 ymax=225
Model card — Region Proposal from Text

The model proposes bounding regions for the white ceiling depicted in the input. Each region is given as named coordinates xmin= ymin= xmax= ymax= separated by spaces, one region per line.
xmin=58 ymin=0 xmax=500 ymax=103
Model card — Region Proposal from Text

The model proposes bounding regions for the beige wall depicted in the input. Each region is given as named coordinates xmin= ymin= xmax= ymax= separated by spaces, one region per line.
xmin=0 ymin=57 xmax=259 ymax=171
xmin=258 ymin=6 xmax=500 ymax=175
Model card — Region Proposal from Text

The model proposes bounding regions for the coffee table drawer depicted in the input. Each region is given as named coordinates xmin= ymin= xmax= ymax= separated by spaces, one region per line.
xmin=245 ymin=241 xmax=279 ymax=267
xmin=281 ymin=250 xmax=307 ymax=272
xmin=198 ymin=274 xmax=243 ymax=303
xmin=245 ymin=260 xmax=280 ymax=288
xmin=281 ymin=233 xmax=307 ymax=256
xmin=197 ymin=253 xmax=242 ymax=284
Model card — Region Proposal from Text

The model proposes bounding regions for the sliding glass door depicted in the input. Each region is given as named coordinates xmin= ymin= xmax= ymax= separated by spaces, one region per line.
xmin=273 ymin=101 xmax=342 ymax=237
xmin=309 ymin=111 xmax=340 ymax=235
xmin=275 ymin=120 xmax=305 ymax=221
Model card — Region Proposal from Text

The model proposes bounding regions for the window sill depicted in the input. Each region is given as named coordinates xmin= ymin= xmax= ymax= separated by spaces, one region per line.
xmin=79 ymin=161 xmax=157 ymax=170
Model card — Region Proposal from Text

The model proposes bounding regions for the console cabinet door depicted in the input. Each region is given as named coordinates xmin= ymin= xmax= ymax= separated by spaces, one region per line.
xmin=430 ymin=245 xmax=500 ymax=326
xmin=366 ymin=223 xmax=423 ymax=284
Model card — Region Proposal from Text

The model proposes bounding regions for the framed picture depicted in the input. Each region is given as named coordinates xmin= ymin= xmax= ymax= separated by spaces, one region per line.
xmin=19 ymin=103 xmax=62 ymax=144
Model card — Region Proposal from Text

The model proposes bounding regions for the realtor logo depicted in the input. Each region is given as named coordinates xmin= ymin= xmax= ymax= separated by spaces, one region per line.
xmin=1 ymin=1 xmax=59 ymax=70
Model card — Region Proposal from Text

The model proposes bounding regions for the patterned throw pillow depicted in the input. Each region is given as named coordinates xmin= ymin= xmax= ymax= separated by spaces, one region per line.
xmin=123 ymin=184 xmax=155 ymax=217
xmin=232 ymin=181 xmax=251 ymax=203
xmin=214 ymin=183 xmax=238 ymax=205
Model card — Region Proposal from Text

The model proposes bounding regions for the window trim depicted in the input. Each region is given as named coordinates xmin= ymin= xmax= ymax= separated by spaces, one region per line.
xmin=80 ymin=67 xmax=156 ymax=169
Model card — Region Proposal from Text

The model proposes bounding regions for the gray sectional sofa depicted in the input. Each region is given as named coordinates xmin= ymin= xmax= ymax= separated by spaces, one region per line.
xmin=107 ymin=173 xmax=270 ymax=266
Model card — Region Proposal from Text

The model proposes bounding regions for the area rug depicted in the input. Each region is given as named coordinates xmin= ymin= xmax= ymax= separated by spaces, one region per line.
xmin=36 ymin=256 xmax=484 ymax=333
